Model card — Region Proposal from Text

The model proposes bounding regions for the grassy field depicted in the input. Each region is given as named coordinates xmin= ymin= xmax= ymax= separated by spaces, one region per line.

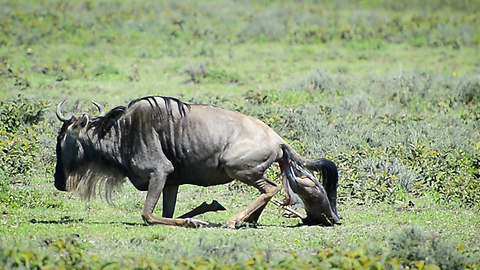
xmin=1 ymin=0 xmax=480 ymax=269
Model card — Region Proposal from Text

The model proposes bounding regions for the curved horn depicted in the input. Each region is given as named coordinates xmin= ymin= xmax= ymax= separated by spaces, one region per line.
xmin=56 ymin=99 xmax=73 ymax=122
xmin=92 ymin=101 xmax=105 ymax=117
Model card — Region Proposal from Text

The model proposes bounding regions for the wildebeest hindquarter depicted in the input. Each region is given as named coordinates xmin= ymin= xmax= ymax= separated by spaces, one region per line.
xmin=54 ymin=96 xmax=338 ymax=228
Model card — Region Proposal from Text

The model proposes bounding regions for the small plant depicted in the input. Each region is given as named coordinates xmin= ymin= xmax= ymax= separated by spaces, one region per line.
xmin=457 ymin=75 xmax=480 ymax=105
xmin=0 ymin=236 xmax=101 ymax=269
xmin=0 ymin=99 xmax=48 ymax=133
xmin=182 ymin=63 xmax=240 ymax=84
xmin=387 ymin=227 xmax=477 ymax=269
xmin=0 ymin=98 xmax=50 ymax=178
xmin=283 ymin=68 xmax=349 ymax=95
xmin=182 ymin=62 xmax=208 ymax=83
xmin=92 ymin=63 xmax=120 ymax=79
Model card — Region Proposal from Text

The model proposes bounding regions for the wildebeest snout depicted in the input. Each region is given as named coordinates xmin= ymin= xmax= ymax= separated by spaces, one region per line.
xmin=54 ymin=171 xmax=67 ymax=191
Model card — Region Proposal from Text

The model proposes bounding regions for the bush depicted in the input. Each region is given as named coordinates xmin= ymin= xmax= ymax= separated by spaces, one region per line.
xmin=2 ymin=232 xmax=479 ymax=269
xmin=457 ymin=74 xmax=480 ymax=105
xmin=387 ymin=227 xmax=480 ymax=269
xmin=182 ymin=62 xmax=240 ymax=84
xmin=0 ymin=98 xmax=47 ymax=133
xmin=236 ymin=69 xmax=480 ymax=208
xmin=0 ymin=98 xmax=64 ymax=209
xmin=0 ymin=98 xmax=49 ymax=178
xmin=0 ymin=236 xmax=101 ymax=269
xmin=0 ymin=126 xmax=39 ymax=178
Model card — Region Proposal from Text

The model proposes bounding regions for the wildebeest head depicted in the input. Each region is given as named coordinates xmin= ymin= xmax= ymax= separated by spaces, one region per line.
xmin=54 ymin=99 xmax=107 ymax=193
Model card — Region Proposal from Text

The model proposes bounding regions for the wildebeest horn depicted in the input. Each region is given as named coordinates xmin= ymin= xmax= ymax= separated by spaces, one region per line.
xmin=92 ymin=101 xmax=105 ymax=117
xmin=56 ymin=99 xmax=73 ymax=122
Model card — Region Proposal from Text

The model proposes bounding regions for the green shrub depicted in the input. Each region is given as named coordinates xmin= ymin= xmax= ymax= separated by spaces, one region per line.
xmin=0 ymin=98 xmax=63 ymax=209
xmin=0 ymin=99 xmax=47 ymax=133
xmin=0 ymin=245 xmax=51 ymax=270
xmin=387 ymin=227 xmax=480 ymax=269
xmin=0 ymin=98 xmax=49 ymax=178
xmin=457 ymin=75 xmax=480 ymax=105
xmin=182 ymin=63 xmax=240 ymax=84
xmin=0 ymin=126 xmax=39 ymax=178
xmin=3 ymin=233 xmax=479 ymax=269
xmin=92 ymin=63 xmax=121 ymax=79
xmin=0 ymin=236 xmax=101 ymax=269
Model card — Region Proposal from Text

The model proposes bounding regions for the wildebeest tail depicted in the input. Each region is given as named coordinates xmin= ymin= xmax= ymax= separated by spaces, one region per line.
xmin=281 ymin=144 xmax=338 ymax=215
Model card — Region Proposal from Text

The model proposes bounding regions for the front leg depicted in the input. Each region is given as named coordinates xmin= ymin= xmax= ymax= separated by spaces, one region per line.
xmin=142 ymin=215 xmax=208 ymax=228
xmin=162 ymin=185 xmax=179 ymax=218
xmin=140 ymin=170 xmax=207 ymax=228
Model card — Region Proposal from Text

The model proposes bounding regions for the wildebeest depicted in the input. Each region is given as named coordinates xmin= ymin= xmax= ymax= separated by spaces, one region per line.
xmin=54 ymin=96 xmax=338 ymax=228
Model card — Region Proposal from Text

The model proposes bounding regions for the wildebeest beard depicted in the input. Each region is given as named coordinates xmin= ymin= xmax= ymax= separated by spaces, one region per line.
xmin=65 ymin=161 xmax=126 ymax=202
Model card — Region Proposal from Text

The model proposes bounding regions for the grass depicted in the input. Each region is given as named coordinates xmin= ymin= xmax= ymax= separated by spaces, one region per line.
xmin=1 ymin=42 xmax=478 ymax=103
xmin=1 ymin=0 xmax=480 ymax=268
xmin=2 ymin=178 xmax=479 ymax=264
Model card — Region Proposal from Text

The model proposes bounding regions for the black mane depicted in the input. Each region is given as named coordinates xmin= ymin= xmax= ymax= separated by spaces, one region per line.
xmin=89 ymin=106 xmax=126 ymax=138
xmin=89 ymin=96 xmax=190 ymax=138
xmin=128 ymin=96 xmax=190 ymax=117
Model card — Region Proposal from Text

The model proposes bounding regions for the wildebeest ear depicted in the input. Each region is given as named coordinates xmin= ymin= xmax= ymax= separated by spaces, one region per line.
xmin=78 ymin=114 xmax=89 ymax=129
xmin=69 ymin=114 xmax=89 ymax=136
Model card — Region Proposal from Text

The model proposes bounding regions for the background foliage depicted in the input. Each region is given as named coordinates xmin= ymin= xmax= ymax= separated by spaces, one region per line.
xmin=1 ymin=0 xmax=479 ymax=269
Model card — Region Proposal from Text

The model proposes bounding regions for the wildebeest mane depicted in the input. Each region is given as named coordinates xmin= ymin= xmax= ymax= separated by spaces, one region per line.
xmin=89 ymin=96 xmax=190 ymax=138
xmin=89 ymin=105 xmax=127 ymax=139
xmin=128 ymin=95 xmax=190 ymax=118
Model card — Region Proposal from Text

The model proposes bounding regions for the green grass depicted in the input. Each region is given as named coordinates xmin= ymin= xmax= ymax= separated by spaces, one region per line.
xmin=1 ymin=42 xmax=478 ymax=103
xmin=1 ymin=0 xmax=480 ymax=268
xmin=2 ymin=178 xmax=479 ymax=264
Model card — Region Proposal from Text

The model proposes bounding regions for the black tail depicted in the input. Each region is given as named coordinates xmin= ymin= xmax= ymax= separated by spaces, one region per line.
xmin=282 ymin=145 xmax=338 ymax=216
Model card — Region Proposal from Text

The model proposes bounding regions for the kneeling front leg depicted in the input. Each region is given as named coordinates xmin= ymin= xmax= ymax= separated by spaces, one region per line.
xmin=141 ymin=171 xmax=208 ymax=228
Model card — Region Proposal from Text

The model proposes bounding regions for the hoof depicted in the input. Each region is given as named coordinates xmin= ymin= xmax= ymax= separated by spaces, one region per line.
xmin=184 ymin=218 xmax=209 ymax=228
xmin=222 ymin=219 xmax=241 ymax=229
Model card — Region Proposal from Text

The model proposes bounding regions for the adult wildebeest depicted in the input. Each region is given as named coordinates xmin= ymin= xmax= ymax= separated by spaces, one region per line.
xmin=54 ymin=96 xmax=338 ymax=228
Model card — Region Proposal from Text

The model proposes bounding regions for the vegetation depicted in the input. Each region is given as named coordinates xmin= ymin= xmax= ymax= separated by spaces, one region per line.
xmin=1 ymin=231 xmax=478 ymax=270
xmin=1 ymin=0 xmax=479 ymax=269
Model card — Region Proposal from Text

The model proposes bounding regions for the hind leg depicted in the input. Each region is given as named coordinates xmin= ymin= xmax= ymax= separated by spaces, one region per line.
xmin=225 ymin=177 xmax=280 ymax=228
xmin=220 ymin=140 xmax=283 ymax=228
